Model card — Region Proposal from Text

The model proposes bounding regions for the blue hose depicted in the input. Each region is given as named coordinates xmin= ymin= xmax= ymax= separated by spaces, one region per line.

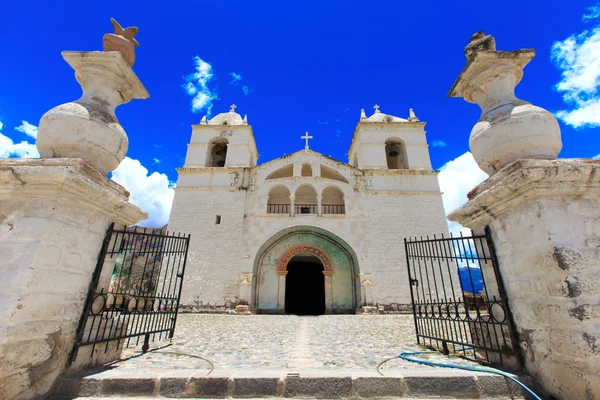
xmin=397 ymin=349 xmax=541 ymax=400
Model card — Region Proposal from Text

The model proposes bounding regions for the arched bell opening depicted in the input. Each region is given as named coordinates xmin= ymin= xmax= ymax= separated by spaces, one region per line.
xmin=207 ymin=138 xmax=229 ymax=167
xmin=385 ymin=139 xmax=407 ymax=169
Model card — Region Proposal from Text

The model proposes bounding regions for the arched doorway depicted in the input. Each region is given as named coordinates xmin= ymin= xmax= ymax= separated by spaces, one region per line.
xmin=252 ymin=226 xmax=359 ymax=314
xmin=285 ymin=255 xmax=325 ymax=315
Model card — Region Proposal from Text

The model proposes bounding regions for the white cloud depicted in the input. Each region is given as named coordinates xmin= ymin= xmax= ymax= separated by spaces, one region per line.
xmin=583 ymin=4 xmax=600 ymax=22
xmin=551 ymin=7 xmax=600 ymax=128
xmin=182 ymin=56 xmax=218 ymax=115
xmin=431 ymin=140 xmax=447 ymax=147
xmin=593 ymin=153 xmax=600 ymax=159
xmin=229 ymin=72 xmax=242 ymax=85
xmin=0 ymin=120 xmax=39 ymax=159
xmin=15 ymin=120 xmax=38 ymax=139
xmin=438 ymin=152 xmax=488 ymax=235
xmin=111 ymin=157 xmax=174 ymax=228
xmin=242 ymin=85 xmax=254 ymax=96
xmin=153 ymin=158 xmax=161 ymax=164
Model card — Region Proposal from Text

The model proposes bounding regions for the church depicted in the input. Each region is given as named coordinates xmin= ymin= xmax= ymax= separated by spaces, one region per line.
xmin=168 ymin=104 xmax=449 ymax=314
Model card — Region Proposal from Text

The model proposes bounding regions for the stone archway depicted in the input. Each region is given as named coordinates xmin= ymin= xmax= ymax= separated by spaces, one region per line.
xmin=252 ymin=226 xmax=360 ymax=314
xmin=276 ymin=244 xmax=334 ymax=313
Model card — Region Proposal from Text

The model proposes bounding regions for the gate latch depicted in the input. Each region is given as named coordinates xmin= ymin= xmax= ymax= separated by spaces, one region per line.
xmin=410 ymin=278 xmax=419 ymax=287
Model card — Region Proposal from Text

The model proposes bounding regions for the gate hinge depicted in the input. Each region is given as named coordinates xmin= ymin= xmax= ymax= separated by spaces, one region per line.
xmin=410 ymin=278 xmax=419 ymax=287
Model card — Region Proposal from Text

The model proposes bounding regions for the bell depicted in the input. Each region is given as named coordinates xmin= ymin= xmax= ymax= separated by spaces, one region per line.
xmin=217 ymin=160 xmax=225 ymax=167
xmin=388 ymin=144 xmax=399 ymax=157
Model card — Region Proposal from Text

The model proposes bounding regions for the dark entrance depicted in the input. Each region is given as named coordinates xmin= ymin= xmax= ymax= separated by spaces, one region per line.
xmin=285 ymin=255 xmax=325 ymax=315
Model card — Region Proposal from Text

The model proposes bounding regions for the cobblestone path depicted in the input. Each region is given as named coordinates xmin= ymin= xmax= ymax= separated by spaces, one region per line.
xmin=114 ymin=314 xmax=478 ymax=372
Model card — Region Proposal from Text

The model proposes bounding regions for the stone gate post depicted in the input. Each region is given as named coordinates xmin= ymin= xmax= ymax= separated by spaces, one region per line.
xmin=447 ymin=32 xmax=600 ymax=400
xmin=0 ymin=21 xmax=149 ymax=399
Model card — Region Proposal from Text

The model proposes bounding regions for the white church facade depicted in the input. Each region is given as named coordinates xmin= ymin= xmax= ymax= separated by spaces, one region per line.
xmin=168 ymin=105 xmax=449 ymax=314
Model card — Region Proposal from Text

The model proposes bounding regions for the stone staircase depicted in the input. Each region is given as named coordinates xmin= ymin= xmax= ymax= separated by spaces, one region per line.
xmin=51 ymin=368 xmax=532 ymax=399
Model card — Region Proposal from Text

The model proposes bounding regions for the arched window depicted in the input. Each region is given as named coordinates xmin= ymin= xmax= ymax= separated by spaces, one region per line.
xmin=266 ymin=164 xmax=293 ymax=180
xmin=295 ymin=185 xmax=318 ymax=215
xmin=207 ymin=138 xmax=229 ymax=167
xmin=322 ymin=186 xmax=345 ymax=215
xmin=320 ymin=165 xmax=349 ymax=183
xmin=301 ymin=164 xmax=313 ymax=177
xmin=267 ymin=185 xmax=291 ymax=214
xmin=385 ymin=139 xmax=407 ymax=170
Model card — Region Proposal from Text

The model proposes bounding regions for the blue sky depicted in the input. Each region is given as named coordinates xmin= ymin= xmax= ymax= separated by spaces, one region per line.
xmin=0 ymin=0 xmax=598 ymax=227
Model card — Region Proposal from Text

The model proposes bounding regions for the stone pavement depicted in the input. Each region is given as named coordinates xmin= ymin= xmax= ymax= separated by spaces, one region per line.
xmin=55 ymin=315 xmax=531 ymax=399
xmin=114 ymin=314 xmax=479 ymax=371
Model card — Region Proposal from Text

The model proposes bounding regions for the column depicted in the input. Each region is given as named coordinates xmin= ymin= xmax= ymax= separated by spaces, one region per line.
xmin=289 ymin=195 xmax=295 ymax=217
xmin=317 ymin=195 xmax=323 ymax=217
xmin=323 ymin=271 xmax=333 ymax=313
xmin=277 ymin=271 xmax=287 ymax=312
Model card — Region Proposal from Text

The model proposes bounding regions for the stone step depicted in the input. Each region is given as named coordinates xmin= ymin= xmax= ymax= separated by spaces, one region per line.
xmin=52 ymin=368 xmax=533 ymax=399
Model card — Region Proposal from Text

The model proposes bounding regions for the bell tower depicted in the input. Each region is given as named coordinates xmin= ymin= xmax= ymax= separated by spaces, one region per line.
xmin=183 ymin=105 xmax=258 ymax=168
xmin=347 ymin=105 xmax=432 ymax=170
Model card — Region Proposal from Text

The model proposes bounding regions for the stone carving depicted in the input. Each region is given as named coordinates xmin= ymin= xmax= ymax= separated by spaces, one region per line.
xmin=448 ymin=32 xmax=562 ymax=175
xmin=103 ymin=18 xmax=140 ymax=66
xmin=38 ymin=38 xmax=149 ymax=174
xmin=277 ymin=244 xmax=334 ymax=273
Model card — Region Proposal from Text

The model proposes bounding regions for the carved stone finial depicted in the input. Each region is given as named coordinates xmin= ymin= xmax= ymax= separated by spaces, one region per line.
xmin=408 ymin=108 xmax=419 ymax=122
xmin=230 ymin=104 xmax=237 ymax=113
xmin=360 ymin=109 xmax=367 ymax=119
xmin=448 ymin=33 xmax=561 ymax=176
xmin=464 ymin=31 xmax=496 ymax=61
xmin=102 ymin=18 xmax=139 ymax=66
xmin=373 ymin=104 xmax=380 ymax=113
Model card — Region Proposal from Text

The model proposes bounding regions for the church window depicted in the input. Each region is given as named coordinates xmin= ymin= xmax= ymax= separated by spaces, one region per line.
xmin=322 ymin=186 xmax=345 ymax=215
xmin=265 ymin=164 xmax=293 ymax=180
xmin=295 ymin=184 xmax=318 ymax=215
xmin=385 ymin=139 xmax=407 ymax=170
xmin=215 ymin=215 xmax=222 ymax=224
xmin=267 ymin=185 xmax=291 ymax=214
xmin=207 ymin=138 xmax=229 ymax=167
xmin=301 ymin=164 xmax=313 ymax=177
xmin=320 ymin=165 xmax=349 ymax=183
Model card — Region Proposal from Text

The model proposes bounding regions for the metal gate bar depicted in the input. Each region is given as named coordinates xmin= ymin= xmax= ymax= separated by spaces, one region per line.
xmin=404 ymin=227 xmax=521 ymax=369
xmin=70 ymin=223 xmax=190 ymax=363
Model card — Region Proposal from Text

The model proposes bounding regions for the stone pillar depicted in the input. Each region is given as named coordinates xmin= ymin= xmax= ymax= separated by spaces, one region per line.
xmin=277 ymin=271 xmax=287 ymax=312
xmin=446 ymin=32 xmax=599 ymax=399
xmin=0 ymin=24 xmax=149 ymax=399
xmin=289 ymin=195 xmax=295 ymax=217
xmin=317 ymin=195 xmax=323 ymax=217
xmin=0 ymin=160 xmax=147 ymax=399
xmin=323 ymin=271 xmax=333 ymax=313
xmin=449 ymin=160 xmax=600 ymax=399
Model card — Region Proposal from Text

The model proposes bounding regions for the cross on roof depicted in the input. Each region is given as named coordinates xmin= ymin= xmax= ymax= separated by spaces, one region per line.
xmin=301 ymin=132 xmax=313 ymax=150
xmin=230 ymin=104 xmax=237 ymax=112
xmin=373 ymin=104 xmax=380 ymax=113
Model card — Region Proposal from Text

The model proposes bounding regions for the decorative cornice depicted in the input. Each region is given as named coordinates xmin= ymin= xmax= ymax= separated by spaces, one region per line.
xmin=448 ymin=158 xmax=600 ymax=227
xmin=0 ymin=158 xmax=147 ymax=225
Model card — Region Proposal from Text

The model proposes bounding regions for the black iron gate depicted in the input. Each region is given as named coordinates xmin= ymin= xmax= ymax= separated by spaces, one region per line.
xmin=404 ymin=226 xmax=521 ymax=369
xmin=70 ymin=223 xmax=191 ymax=363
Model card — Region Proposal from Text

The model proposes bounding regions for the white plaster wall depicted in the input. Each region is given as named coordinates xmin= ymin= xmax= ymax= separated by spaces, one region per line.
xmin=168 ymin=189 xmax=247 ymax=308
xmin=365 ymin=192 xmax=449 ymax=305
